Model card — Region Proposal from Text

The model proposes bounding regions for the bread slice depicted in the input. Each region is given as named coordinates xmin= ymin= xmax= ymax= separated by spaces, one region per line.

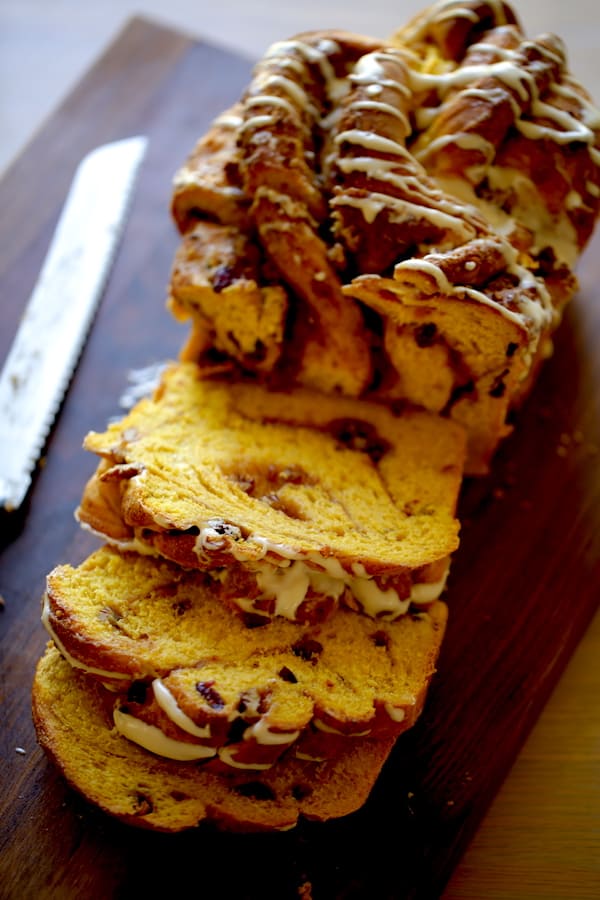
xmin=33 ymin=644 xmax=397 ymax=832
xmin=77 ymin=363 xmax=465 ymax=623
xmin=43 ymin=545 xmax=447 ymax=769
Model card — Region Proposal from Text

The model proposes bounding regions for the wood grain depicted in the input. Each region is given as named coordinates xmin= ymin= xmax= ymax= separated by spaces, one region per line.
xmin=0 ymin=16 xmax=599 ymax=900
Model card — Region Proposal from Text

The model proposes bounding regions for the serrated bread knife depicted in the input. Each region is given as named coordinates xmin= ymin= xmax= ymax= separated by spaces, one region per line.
xmin=0 ymin=136 xmax=148 ymax=511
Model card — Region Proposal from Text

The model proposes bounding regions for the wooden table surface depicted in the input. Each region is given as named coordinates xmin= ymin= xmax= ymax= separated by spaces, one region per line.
xmin=0 ymin=5 xmax=599 ymax=898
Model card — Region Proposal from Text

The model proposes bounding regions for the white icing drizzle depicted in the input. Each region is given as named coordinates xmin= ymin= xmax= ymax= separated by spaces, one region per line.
xmin=351 ymin=579 xmax=410 ymax=619
xmin=152 ymin=679 xmax=212 ymax=739
xmin=198 ymin=523 xmax=450 ymax=620
xmin=141 ymin=677 xmax=300 ymax=760
xmin=78 ymin=514 xmax=163 ymax=560
xmin=239 ymin=113 xmax=277 ymax=132
xmin=394 ymin=244 xmax=553 ymax=343
xmin=335 ymin=154 xmax=482 ymax=225
xmin=410 ymin=568 xmax=450 ymax=605
xmin=437 ymin=170 xmax=579 ymax=267
xmin=335 ymin=128 xmax=407 ymax=157
xmin=518 ymin=99 xmax=596 ymax=144
xmin=410 ymin=59 xmax=535 ymax=103
xmin=246 ymin=93 xmax=298 ymax=119
xmin=217 ymin=746 xmax=272 ymax=770
xmin=243 ymin=718 xmax=301 ymax=746
xmin=414 ymin=131 xmax=496 ymax=170
xmin=332 ymin=188 xmax=476 ymax=242
xmin=295 ymin=750 xmax=327 ymax=762
xmin=436 ymin=6 xmax=479 ymax=25
xmin=349 ymin=52 xmax=411 ymax=97
xmin=407 ymin=30 xmax=599 ymax=159
xmin=254 ymin=72 xmax=321 ymax=120
xmin=384 ymin=704 xmax=407 ymax=723
xmin=350 ymin=99 xmax=411 ymax=133
xmin=254 ymin=559 xmax=346 ymax=619
xmin=195 ymin=520 xmax=241 ymax=554
xmin=255 ymin=553 xmax=450 ymax=619
xmin=313 ymin=718 xmax=371 ymax=737
xmin=403 ymin=0 xmax=511 ymax=44
xmin=489 ymin=166 xmax=580 ymax=261
xmin=42 ymin=592 xmax=130 ymax=681
xmin=265 ymin=37 xmax=345 ymax=103
xmin=212 ymin=112 xmax=243 ymax=129
xmin=262 ymin=72 xmax=314 ymax=107
xmin=265 ymin=53 xmax=305 ymax=76
xmin=113 ymin=709 xmax=216 ymax=761
xmin=553 ymin=79 xmax=600 ymax=130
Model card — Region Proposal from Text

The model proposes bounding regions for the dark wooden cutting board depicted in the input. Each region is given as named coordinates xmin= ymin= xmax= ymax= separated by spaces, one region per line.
xmin=1 ymin=17 xmax=599 ymax=899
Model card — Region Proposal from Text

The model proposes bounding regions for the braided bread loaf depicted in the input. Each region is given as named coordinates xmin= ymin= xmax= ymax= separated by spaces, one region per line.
xmin=32 ymin=0 xmax=600 ymax=835
xmin=170 ymin=0 xmax=600 ymax=472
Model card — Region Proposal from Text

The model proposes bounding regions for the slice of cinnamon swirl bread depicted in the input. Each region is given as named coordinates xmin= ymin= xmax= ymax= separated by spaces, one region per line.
xmin=76 ymin=363 xmax=465 ymax=623
xmin=33 ymin=644 xmax=397 ymax=832
xmin=42 ymin=545 xmax=447 ymax=770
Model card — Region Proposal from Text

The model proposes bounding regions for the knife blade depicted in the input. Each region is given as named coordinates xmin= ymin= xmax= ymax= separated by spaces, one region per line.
xmin=0 ymin=135 xmax=148 ymax=512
